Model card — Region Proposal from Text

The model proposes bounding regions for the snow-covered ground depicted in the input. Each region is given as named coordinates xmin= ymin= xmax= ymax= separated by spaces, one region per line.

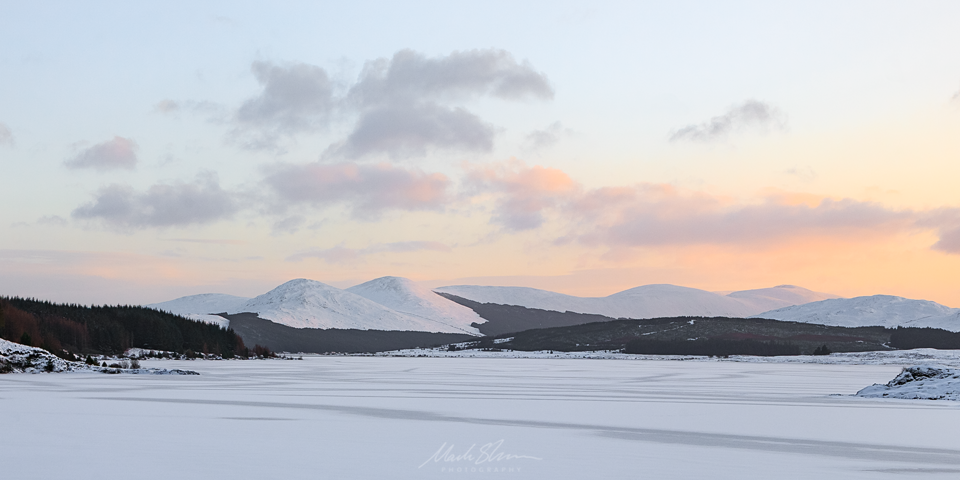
xmin=3 ymin=357 xmax=959 ymax=479
xmin=754 ymin=295 xmax=960 ymax=332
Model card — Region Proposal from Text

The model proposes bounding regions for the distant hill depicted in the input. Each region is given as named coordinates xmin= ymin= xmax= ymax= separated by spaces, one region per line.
xmin=434 ymin=284 xmax=837 ymax=318
xmin=463 ymin=316 xmax=960 ymax=356
xmin=754 ymin=295 xmax=960 ymax=332
xmin=345 ymin=276 xmax=483 ymax=335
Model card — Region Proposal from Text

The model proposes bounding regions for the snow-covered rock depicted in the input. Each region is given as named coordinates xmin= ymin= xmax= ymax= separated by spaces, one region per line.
xmin=346 ymin=276 xmax=482 ymax=335
xmin=147 ymin=293 xmax=250 ymax=316
xmin=856 ymin=365 xmax=960 ymax=400
xmin=227 ymin=278 xmax=477 ymax=333
xmin=754 ymin=295 xmax=960 ymax=332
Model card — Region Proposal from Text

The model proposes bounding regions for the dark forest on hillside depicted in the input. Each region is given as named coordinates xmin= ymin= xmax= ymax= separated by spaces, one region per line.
xmin=0 ymin=297 xmax=247 ymax=357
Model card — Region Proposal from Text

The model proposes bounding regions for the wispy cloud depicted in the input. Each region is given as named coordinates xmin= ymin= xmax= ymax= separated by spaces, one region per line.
xmin=670 ymin=100 xmax=787 ymax=143
xmin=522 ymin=121 xmax=572 ymax=151
xmin=286 ymin=241 xmax=452 ymax=263
xmin=0 ymin=122 xmax=13 ymax=147
xmin=464 ymin=159 xmax=579 ymax=231
xmin=64 ymin=136 xmax=138 ymax=171
xmin=71 ymin=172 xmax=241 ymax=229
xmin=263 ymin=162 xmax=451 ymax=218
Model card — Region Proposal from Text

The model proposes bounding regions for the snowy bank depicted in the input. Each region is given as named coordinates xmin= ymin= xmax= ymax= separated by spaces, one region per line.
xmin=1 ymin=338 xmax=198 ymax=375
xmin=856 ymin=365 xmax=960 ymax=401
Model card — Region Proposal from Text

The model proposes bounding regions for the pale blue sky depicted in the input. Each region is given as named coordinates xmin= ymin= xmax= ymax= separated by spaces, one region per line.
xmin=2 ymin=1 xmax=960 ymax=304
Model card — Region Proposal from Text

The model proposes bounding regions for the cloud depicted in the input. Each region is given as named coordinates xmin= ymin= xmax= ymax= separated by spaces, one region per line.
xmin=165 ymin=49 xmax=553 ymax=157
xmin=37 ymin=215 xmax=68 ymax=227
xmin=286 ymin=241 xmax=452 ymax=263
xmin=347 ymin=48 xmax=553 ymax=106
xmin=64 ymin=136 xmax=138 ymax=171
xmin=464 ymin=160 xmax=580 ymax=231
xmin=263 ymin=162 xmax=451 ymax=218
xmin=326 ymin=102 xmax=495 ymax=158
xmin=230 ymin=61 xmax=335 ymax=151
xmin=335 ymin=49 xmax=551 ymax=159
xmin=154 ymin=99 xmax=180 ymax=113
xmin=0 ymin=122 xmax=13 ymax=147
xmin=71 ymin=172 xmax=241 ymax=229
xmin=523 ymin=121 xmax=572 ymax=151
xmin=272 ymin=215 xmax=306 ymax=235
xmin=669 ymin=100 xmax=787 ymax=143
xmin=453 ymin=161 xmax=960 ymax=255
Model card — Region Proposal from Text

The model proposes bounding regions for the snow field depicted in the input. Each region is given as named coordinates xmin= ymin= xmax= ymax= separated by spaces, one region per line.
xmin=3 ymin=357 xmax=959 ymax=479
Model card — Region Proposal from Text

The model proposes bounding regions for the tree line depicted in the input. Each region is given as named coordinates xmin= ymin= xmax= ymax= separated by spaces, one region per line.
xmin=0 ymin=296 xmax=253 ymax=358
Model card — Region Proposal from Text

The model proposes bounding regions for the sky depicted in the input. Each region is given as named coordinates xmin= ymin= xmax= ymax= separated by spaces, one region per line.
xmin=2 ymin=0 xmax=960 ymax=306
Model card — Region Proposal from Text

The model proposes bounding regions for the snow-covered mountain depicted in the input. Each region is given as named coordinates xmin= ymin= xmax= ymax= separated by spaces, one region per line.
xmin=147 ymin=293 xmax=250 ymax=316
xmin=726 ymin=285 xmax=840 ymax=313
xmin=345 ymin=276 xmax=483 ymax=334
xmin=754 ymin=295 xmax=960 ymax=332
xmin=226 ymin=278 xmax=480 ymax=334
xmin=433 ymin=284 xmax=831 ymax=318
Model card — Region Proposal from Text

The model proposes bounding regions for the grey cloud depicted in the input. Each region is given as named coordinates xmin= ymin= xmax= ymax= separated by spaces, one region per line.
xmin=670 ymin=100 xmax=787 ymax=143
xmin=64 ymin=136 xmax=138 ymax=171
xmin=0 ymin=122 xmax=13 ymax=146
xmin=326 ymin=102 xmax=495 ymax=159
xmin=286 ymin=241 xmax=451 ymax=262
xmin=71 ymin=172 xmax=241 ymax=229
xmin=264 ymin=162 xmax=450 ymax=218
xmin=272 ymin=215 xmax=306 ymax=235
xmin=230 ymin=61 xmax=335 ymax=151
xmin=331 ymin=49 xmax=551 ymax=159
xmin=348 ymin=48 xmax=553 ymax=106
xmin=523 ymin=122 xmax=572 ymax=151
xmin=932 ymin=227 xmax=960 ymax=254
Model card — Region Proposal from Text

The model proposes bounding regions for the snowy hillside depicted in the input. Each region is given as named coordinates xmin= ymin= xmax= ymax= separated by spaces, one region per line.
xmin=346 ymin=276 xmax=482 ymax=335
xmin=433 ymin=284 xmax=830 ymax=319
xmin=147 ymin=293 xmax=250 ymax=316
xmin=754 ymin=295 xmax=960 ymax=332
xmin=726 ymin=285 xmax=840 ymax=313
xmin=227 ymin=279 xmax=479 ymax=333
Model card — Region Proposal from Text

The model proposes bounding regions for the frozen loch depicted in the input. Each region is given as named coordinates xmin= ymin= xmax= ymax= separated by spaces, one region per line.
xmin=2 ymin=358 xmax=960 ymax=479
